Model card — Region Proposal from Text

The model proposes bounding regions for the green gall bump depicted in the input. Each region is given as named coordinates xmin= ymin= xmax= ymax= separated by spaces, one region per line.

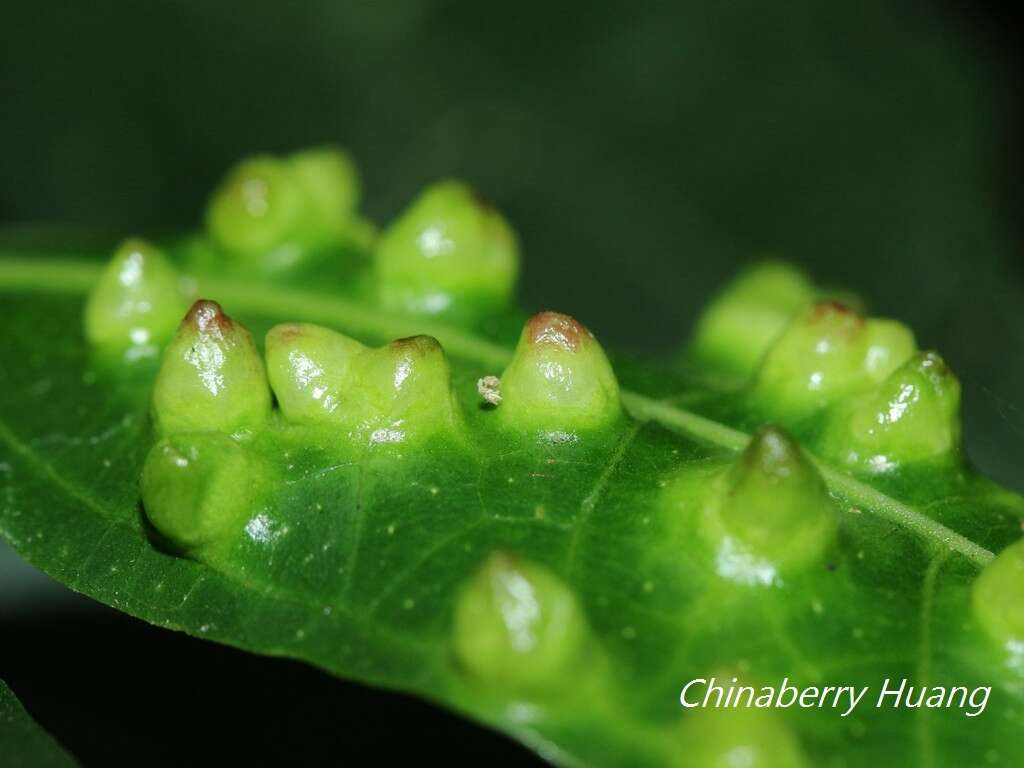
xmin=753 ymin=302 xmax=916 ymax=417
xmin=822 ymin=352 xmax=961 ymax=472
xmin=691 ymin=262 xmax=816 ymax=378
xmin=676 ymin=705 xmax=809 ymax=768
xmin=151 ymin=300 xmax=271 ymax=435
xmin=496 ymin=311 xmax=622 ymax=433
xmin=453 ymin=553 xmax=589 ymax=692
xmin=83 ymin=238 xmax=187 ymax=359
xmin=374 ymin=180 xmax=519 ymax=315
xmin=706 ymin=427 xmax=837 ymax=581
xmin=206 ymin=156 xmax=307 ymax=262
xmin=285 ymin=146 xmax=361 ymax=240
xmin=353 ymin=335 xmax=463 ymax=444
xmin=266 ymin=323 xmax=462 ymax=445
xmin=205 ymin=147 xmax=365 ymax=272
xmin=265 ymin=323 xmax=365 ymax=425
xmin=142 ymin=432 xmax=259 ymax=556
xmin=972 ymin=539 xmax=1024 ymax=656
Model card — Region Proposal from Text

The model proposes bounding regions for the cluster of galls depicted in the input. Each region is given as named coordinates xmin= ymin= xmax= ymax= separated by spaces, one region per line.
xmin=134 ymin=299 xmax=635 ymax=729
xmin=692 ymin=262 xmax=1024 ymax=661
xmin=82 ymin=148 xmax=1023 ymax=764
xmin=693 ymin=262 xmax=961 ymax=473
xmin=136 ymin=298 xmax=623 ymax=554
xmin=83 ymin=147 xmax=522 ymax=362
xmin=200 ymin=147 xmax=517 ymax=314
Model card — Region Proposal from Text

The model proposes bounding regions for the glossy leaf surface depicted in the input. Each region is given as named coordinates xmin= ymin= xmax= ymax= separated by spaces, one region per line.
xmin=1 ymin=246 xmax=1022 ymax=768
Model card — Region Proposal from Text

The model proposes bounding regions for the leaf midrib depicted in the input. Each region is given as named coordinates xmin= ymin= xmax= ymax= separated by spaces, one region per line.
xmin=0 ymin=254 xmax=995 ymax=567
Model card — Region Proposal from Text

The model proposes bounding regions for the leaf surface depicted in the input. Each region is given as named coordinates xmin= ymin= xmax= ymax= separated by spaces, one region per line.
xmin=1 ymin=249 xmax=1022 ymax=768
xmin=0 ymin=680 xmax=77 ymax=767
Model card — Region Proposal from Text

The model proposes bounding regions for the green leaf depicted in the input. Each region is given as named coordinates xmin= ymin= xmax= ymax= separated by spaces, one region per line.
xmin=1 ymin=223 xmax=1023 ymax=767
xmin=0 ymin=680 xmax=77 ymax=767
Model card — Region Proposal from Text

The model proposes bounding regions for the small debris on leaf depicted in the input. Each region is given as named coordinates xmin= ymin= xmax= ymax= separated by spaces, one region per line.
xmin=477 ymin=375 xmax=502 ymax=406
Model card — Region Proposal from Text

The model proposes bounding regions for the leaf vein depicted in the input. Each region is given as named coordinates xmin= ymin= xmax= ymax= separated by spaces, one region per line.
xmin=564 ymin=422 xmax=642 ymax=576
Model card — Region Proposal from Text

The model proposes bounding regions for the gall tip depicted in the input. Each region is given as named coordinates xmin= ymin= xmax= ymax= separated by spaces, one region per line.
xmin=526 ymin=311 xmax=594 ymax=352
xmin=806 ymin=301 xmax=864 ymax=332
xmin=183 ymin=299 xmax=234 ymax=335
xmin=389 ymin=335 xmax=444 ymax=356
xmin=741 ymin=425 xmax=802 ymax=480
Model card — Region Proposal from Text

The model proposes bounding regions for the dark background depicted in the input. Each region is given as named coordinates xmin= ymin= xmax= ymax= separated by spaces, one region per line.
xmin=2 ymin=2 xmax=1022 ymax=764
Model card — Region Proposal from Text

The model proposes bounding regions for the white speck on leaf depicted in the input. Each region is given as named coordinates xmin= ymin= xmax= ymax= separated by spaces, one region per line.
xmin=477 ymin=375 xmax=502 ymax=405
